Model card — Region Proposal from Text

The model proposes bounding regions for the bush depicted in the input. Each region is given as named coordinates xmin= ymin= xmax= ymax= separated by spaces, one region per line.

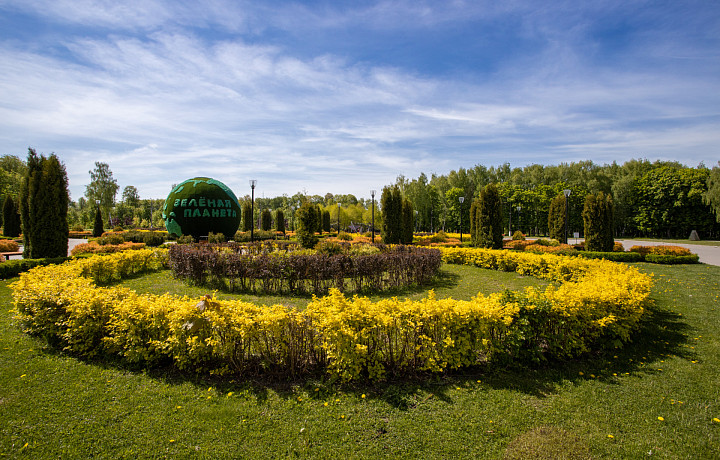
xmin=315 ymin=240 xmax=345 ymax=256
xmin=337 ymin=231 xmax=353 ymax=241
xmin=583 ymin=192 xmax=614 ymax=252
xmin=0 ymin=256 xmax=70 ymax=279
xmin=0 ymin=239 xmax=20 ymax=252
xmin=71 ymin=241 xmax=146 ymax=256
xmin=645 ymin=254 xmax=699 ymax=264
xmin=98 ymin=234 xmax=124 ymax=245
xmin=614 ymin=242 xmax=625 ymax=252
xmin=630 ymin=245 xmax=692 ymax=256
xmin=576 ymin=251 xmax=644 ymax=263
xmin=176 ymin=235 xmax=195 ymax=244
xmin=512 ymin=230 xmax=525 ymax=241
xmin=534 ymin=238 xmax=559 ymax=247
xmin=208 ymin=232 xmax=226 ymax=244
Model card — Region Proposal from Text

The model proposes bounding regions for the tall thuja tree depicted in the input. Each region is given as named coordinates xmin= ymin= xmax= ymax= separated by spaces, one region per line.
xmin=261 ymin=208 xmax=272 ymax=231
xmin=242 ymin=202 xmax=252 ymax=232
xmin=548 ymin=193 xmax=567 ymax=243
xmin=323 ymin=210 xmax=331 ymax=233
xmin=93 ymin=206 xmax=104 ymax=237
xmin=2 ymin=195 xmax=20 ymax=237
xmin=401 ymin=198 xmax=414 ymax=244
xmin=275 ymin=209 xmax=285 ymax=234
xmin=296 ymin=201 xmax=319 ymax=248
xmin=583 ymin=192 xmax=614 ymax=252
xmin=381 ymin=185 xmax=402 ymax=244
xmin=475 ymin=183 xmax=504 ymax=249
xmin=19 ymin=149 xmax=69 ymax=258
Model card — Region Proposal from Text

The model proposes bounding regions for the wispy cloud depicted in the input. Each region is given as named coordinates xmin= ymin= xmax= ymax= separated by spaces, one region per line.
xmin=0 ymin=0 xmax=718 ymax=200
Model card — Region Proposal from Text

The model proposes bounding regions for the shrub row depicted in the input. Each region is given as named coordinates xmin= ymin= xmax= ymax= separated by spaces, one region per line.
xmin=168 ymin=243 xmax=443 ymax=295
xmin=0 ymin=257 xmax=70 ymax=279
xmin=70 ymin=241 xmax=146 ymax=256
xmin=12 ymin=248 xmax=652 ymax=380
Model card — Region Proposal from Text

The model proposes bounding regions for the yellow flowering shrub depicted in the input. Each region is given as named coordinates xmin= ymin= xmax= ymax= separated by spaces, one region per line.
xmin=11 ymin=246 xmax=652 ymax=381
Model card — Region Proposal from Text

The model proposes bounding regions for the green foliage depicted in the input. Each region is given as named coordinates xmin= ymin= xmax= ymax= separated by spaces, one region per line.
xmin=381 ymin=185 xmax=403 ymax=244
xmin=2 ymin=195 xmax=20 ymax=237
xmin=0 ymin=256 xmax=69 ymax=279
xmin=644 ymin=254 xmax=700 ymax=264
xmin=261 ymin=208 xmax=272 ymax=231
xmin=18 ymin=149 xmax=70 ymax=258
xmin=512 ymin=230 xmax=525 ymax=241
xmin=474 ymin=184 xmax=504 ymax=249
xmin=576 ymin=251 xmax=644 ymax=262
xmin=704 ymin=161 xmax=720 ymax=223
xmin=84 ymin=162 xmax=119 ymax=223
xmin=582 ymin=191 xmax=614 ymax=252
xmin=242 ymin=202 xmax=252 ymax=232
xmin=208 ymin=232 xmax=226 ymax=243
xmin=275 ymin=209 xmax=285 ymax=234
xmin=315 ymin=240 xmax=344 ymax=255
xmin=296 ymin=201 xmax=319 ymax=248
xmin=634 ymin=165 xmax=714 ymax=237
xmin=92 ymin=207 xmax=104 ymax=237
xmin=401 ymin=198 xmax=414 ymax=244
xmin=548 ymin=193 xmax=566 ymax=243
xmin=323 ymin=209 xmax=331 ymax=233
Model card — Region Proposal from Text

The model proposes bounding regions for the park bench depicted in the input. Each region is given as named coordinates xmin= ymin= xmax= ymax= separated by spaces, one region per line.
xmin=1 ymin=251 xmax=23 ymax=260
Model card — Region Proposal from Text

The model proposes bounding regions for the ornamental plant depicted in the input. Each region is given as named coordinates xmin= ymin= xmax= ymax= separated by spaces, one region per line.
xmin=583 ymin=192 xmax=614 ymax=252
xmin=296 ymin=201 xmax=319 ymax=249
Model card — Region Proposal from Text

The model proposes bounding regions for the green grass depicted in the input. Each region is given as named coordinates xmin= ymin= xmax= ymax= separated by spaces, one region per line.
xmin=2 ymin=263 xmax=719 ymax=458
xmin=119 ymin=265 xmax=549 ymax=309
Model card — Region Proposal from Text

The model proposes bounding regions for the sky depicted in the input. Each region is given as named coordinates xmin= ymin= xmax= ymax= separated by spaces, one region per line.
xmin=1 ymin=0 xmax=719 ymax=201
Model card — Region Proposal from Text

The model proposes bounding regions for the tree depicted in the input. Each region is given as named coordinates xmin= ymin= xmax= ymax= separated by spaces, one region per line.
xmin=381 ymin=185 xmax=402 ymax=244
xmin=93 ymin=206 xmax=104 ymax=237
xmin=322 ymin=210 xmax=331 ymax=233
xmin=474 ymin=184 xmax=504 ymax=249
xmin=19 ymin=149 xmax=70 ymax=258
xmin=401 ymin=198 xmax=414 ymax=244
xmin=296 ymin=201 xmax=319 ymax=248
xmin=84 ymin=162 xmax=119 ymax=223
xmin=261 ymin=208 xmax=272 ymax=231
xmin=2 ymin=195 xmax=20 ymax=237
xmin=548 ymin=193 xmax=567 ymax=243
xmin=122 ymin=185 xmax=140 ymax=207
xmin=242 ymin=202 xmax=252 ymax=232
xmin=704 ymin=162 xmax=720 ymax=223
xmin=583 ymin=192 xmax=614 ymax=252
xmin=275 ymin=209 xmax=286 ymax=234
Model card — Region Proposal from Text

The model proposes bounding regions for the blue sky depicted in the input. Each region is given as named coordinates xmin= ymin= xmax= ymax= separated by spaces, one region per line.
xmin=1 ymin=0 xmax=718 ymax=201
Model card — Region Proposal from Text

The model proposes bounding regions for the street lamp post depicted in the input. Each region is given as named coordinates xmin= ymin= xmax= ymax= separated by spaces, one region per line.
xmin=250 ymin=180 xmax=257 ymax=242
xmin=563 ymin=189 xmax=571 ymax=244
xmin=459 ymin=196 xmax=465 ymax=242
xmin=370 ymin=190 xmax=376 ymax=243
xmin=508 ymin=202 xmax=512 ymax=237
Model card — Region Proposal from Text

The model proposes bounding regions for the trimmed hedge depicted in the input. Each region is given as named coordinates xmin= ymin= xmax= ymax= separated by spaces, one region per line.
xmin=576 ymin=251 xmax=645 ymax=263
xmin=168 ymin=243 xmax=443 ymax=295
xmin=645 ymin=254 xmax=700 ymax=264
xmin=0 ymin=257 xmax=70 ymax=279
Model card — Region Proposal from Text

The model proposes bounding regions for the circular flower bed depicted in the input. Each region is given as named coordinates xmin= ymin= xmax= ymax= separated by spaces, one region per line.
xmin=11 ymin=247 xmax=652 ymax=381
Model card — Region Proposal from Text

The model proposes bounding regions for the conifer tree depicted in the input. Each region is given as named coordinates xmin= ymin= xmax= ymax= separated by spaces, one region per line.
xmin=18 ymin=149 xmax=69 ymax=258
xmin=2 ymin=195 xmax=20 ymax=237
xmin=401 ymin=198 xmax=414 ymax=244
xmin=548 ymin=193 xmax=567 ymax=243
xmin=583 ymin=192 xmax=614 ymax=251
xmin=261 ymin=208 xmax=272 ymax=231
xmin=275 ymin=209 xmax=285 ymax=234
xmin=93 ymin=206 xmax=104 ymax=237
xmin=242 ymin=202 xmax=252 ymax=232
xmin=381 ymin=185 xmax=403 ymax=244
xmin=296 ymin=201 xmax=319 ymax=248
xmin=475 ymin=184 xmax=504 ymax=249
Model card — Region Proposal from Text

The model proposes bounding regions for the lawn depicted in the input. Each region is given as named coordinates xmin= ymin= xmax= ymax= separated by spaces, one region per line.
xmin=1 ymin=262 xmax=719 ymax=458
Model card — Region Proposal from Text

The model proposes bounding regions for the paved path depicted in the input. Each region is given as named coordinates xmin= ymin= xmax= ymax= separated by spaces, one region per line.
xmin=616 ymin=239 xmax=720 ymax=266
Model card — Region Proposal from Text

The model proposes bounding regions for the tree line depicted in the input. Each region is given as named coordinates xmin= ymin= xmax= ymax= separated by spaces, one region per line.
xmin=2 ymin=151 xmax=719 ymax=241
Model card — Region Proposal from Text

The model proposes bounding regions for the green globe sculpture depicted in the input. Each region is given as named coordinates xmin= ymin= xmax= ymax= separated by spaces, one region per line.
xmin=163 ymin=177 xmax=241 ymax=240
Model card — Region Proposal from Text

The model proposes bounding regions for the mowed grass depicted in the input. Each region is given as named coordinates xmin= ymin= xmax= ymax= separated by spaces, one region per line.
xmin=0 ymin=263 xmax=718 ymax=458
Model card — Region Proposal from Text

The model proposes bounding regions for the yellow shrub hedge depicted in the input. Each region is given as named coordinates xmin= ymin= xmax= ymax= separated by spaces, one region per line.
xmin=12 ymin=246 xmax=652 ymax=381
